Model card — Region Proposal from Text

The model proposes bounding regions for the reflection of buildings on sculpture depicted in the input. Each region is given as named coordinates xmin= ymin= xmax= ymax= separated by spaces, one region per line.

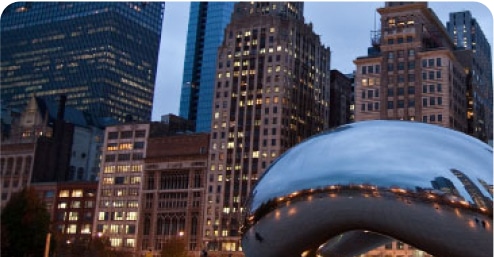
xmin=431 ymin=176 xmax=460 ymax=196
xmin=450 ymin=169 xmax=492 ymax=209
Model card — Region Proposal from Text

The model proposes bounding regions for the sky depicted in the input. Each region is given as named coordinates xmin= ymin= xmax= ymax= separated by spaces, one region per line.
xmin=152 ymin=1 xmax=494 ymax=121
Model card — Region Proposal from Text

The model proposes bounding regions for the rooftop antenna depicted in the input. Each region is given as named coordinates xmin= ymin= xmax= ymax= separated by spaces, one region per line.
xmin=371 ymin=10 xmax=381 ymax=47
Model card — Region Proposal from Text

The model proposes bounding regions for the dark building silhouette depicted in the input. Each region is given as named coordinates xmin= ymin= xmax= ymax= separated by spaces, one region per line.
xmin=330 ymin=70 xmax=352 ymax=128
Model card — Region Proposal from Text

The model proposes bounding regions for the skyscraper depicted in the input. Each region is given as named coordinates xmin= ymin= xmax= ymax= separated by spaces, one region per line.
xmin=1 ymin=2 xmax=164 ymax=122
xmin=354 ymin=2 xmax=468 ymax=133
xmin=179 ymin=2 xmax=235 ymax=132
xmin=203 ymin=2 xmax=330 ymax=255
xmin=447 ymin=10 xmax=493 ymax=142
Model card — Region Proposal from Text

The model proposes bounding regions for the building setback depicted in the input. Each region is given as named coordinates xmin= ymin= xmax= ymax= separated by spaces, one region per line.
xmin=1 ymin=2 xmax=164 ymax=122
xmin=354 ymin=2 xmax=468 ymax=134
xmin=179 ymin=2 xmax=235 ymax=132
xmin=139 ymin=133 xmax=210 ymax=256
xmin=204 ymin=2 xmax=330 ymax=255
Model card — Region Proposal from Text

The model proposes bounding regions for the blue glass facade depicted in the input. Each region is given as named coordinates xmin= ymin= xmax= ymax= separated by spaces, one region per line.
xmin=1 ymin=2 xmax=164 ymax=122
xmin=179 ymin=2 xmax=235 ymax=132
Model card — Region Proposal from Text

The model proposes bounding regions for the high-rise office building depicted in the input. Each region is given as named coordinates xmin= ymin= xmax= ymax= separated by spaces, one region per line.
xmin=203 ymin=2 xmax=330 ymax=255
xmin=1 ymin=2 xmax=164 ymax=122
xmin=179 ymin=2 xmax=235 ymax=132
xmin=354 ymin=2 xmax=468 ymax=134
xmin=447 ymin=10 xmax=493 ymax=142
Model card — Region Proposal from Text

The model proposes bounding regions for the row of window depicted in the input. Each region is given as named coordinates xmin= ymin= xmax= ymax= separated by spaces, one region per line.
xmin=99 ymin=188 xmax=140 ymax=197
xmin=99 ymin=200 xmax=139 ymax=208
xmin=56 ymin=224 xmax=92 ymax=235
xmin=105 ymin=153 xmax=143 ymax=162
xmin=57 ymin=200 xmax=94 ymax=209
xmin=106 ymin=142 xmax=145 ymax=151
xmin=107 ymin=130 xmax=146 ymax=140
xmin=387 ymin=36 xmax=414 ymax=45
xmin=102 ymin=176 xmax=141 ymax=185
xmin=423 ymin=114 xmax=444 ymax=123
xmin=98 ymin=211 xmax=138 ymax=221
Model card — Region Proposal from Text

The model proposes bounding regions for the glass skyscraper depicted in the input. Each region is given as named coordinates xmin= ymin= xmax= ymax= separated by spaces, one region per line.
xmin=1 ymin=2 xmax=164 ymax=122
xmin=179 ymin=2 xmax=235 ymax=132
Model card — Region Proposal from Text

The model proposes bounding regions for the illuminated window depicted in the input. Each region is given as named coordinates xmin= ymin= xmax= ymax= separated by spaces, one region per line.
xmin=127 ymin=201 xmax=138 ymax=208
xmin=58 ymin=202 xmax=67 ymax=209
xmin=114 ymin=212 xmax=125 ymax=221
xmin=71 ymin=201 xmax=81 ymax=208
xmin=126 ymin=212 xmax=138 ymax=220
xmin=81 ymin=224 xmax=91 ymax=234
xmin=59 ymin=190 xmax=70 ymax=197
xmin=103 ymin=177 xmax=114 ymax=185
xmin=68 ymin=212 xmax=78 ymax=221
xmin=107 ymin=143 xmax=118 ymax=151
xmin=67 ymin=224 xmax=77 ymax=234
xmin=118 ymin=143 xmax=132 ymax=150
xmin=110 ymin=238 xmax=122 ymax=247
xmin=104 ymin=166 xmax=116 ymax=173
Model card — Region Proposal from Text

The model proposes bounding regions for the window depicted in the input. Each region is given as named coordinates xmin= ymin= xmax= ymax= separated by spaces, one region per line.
xmin=429 ymin=84 xmax=435 ymax=93
xmin=438 ymin=114 xmax=443 ymax=121
xmin=387 ymin=88 xmax=394 ymax=96
xmin=408 ymin=86 xmax=415 ymax=95
xmin=406 ymin=36 xmax=413 ymax=43
xmin=108 ymin=132 xmax=118 ymax=139
xmin=387 ymin=101 xmax=394 ymax=109
xmin=118 ymin=154 xmax=131 ymax=161
xmin=422 ymin=85 xmax=427 ymax=93
xmin=436 ymin=58 xmax=442 ymax=66
xmin=134 ymin=142 xmax=144 ymax=149
xmin=408 ymin=49 xmax=415 ymax=56
xmin=438 ymin=97 xmax=442 ymax=105
xmin=428 ymin=59 xmax=434 ymax=67
xmin=422 ymin=98 xmax=428 ymax=107
xmin=398 ymin=100 xmax=404 ymax=108
xmin=388 ymin=38 xmax=394 ymax=44
xmin=72 ymin=190 xmax=83 ymax=197
xmin=58 ymin=190 xmax=69 ymax=197
xmin=397 ymin=37 xmax=404 ymax=44
xmin=120 ymin=131 xmax=133 ymax=139
xmin=423 ymin=116 xmax=428 ymax=122
xmin=436 ymin=70 xmax=442 ymax=79
xmin=362 ymin=66 xmax=367 ymax=74
xmin=105 ymin=155 xmax=116 ymax=162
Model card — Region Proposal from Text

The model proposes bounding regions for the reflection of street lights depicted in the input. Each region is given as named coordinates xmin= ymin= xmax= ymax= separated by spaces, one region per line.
xmin=178 ymin=231 xmax=184 ymax=237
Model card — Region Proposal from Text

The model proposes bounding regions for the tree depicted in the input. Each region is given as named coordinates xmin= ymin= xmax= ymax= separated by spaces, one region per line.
xmin=160 ymin=237 xmax=189 ymax=257
xmin=1 ymin=187 xmax=51 ymax=257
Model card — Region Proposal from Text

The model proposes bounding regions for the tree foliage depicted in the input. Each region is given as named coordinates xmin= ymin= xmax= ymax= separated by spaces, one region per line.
xmin=160 ymin=237 xmax=189 ymax=257
xmin=1 ymin=187 xmax=51 ymax=257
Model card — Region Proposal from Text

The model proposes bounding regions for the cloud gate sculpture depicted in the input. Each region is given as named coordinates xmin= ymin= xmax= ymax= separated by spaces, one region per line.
xmin=241 ymin=120 xmax=493 ymax=257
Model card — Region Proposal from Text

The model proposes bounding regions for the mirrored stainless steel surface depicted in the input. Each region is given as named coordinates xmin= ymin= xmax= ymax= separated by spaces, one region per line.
xmin=241 ymin=120 xmax=493 ymax=257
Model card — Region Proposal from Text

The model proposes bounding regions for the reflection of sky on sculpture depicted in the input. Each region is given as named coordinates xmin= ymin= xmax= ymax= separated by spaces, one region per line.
xmin=250 ymin=120 xmax=493 ymax=211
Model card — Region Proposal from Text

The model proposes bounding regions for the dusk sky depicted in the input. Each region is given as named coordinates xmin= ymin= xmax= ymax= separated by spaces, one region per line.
xmin=152 ymin=1 xmax=493 ymax=121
